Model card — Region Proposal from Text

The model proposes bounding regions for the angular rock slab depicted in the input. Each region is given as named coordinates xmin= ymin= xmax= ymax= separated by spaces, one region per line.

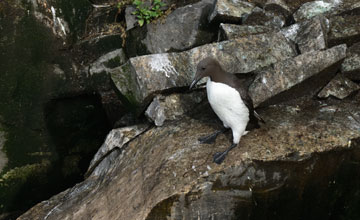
xmin=17 ymin=96 xmax=360 ymax=220
xmin=328 ymin=15 xmax=360 ymax=47
xmin=145 ymin=90 xmax=207 ymax=126
xmin=249 ymin=44 xmax=347 ymax=107
xmin=242 ymin=7 xmax=286 ymax=29
xmin=89 ymin=49 xmax=127 ymax=76
xmin=112 ymin=32 xmax=297 ymax=108
xmin=86 ymin=124 xmax=150 ymax=177
xmin=208 ymin=0 xmax=255 ymax=23
xmin=318 ymin=74 xmax=360 ymax=99
xmin=219 ymin=23 xmax=274 ymax=40
xmin=281 ymin=15 xmax=329 ymax=54
xmin=125 ymin=0 xmax=216 ymax=57
xmin=341 ymin=42 xmax=360 ymax=81
xmin=293 ymin=1 xmax=337 ymax=22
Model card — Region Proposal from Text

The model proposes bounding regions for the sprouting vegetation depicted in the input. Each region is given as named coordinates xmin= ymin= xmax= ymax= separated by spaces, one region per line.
xmin=117 ymin=0 xmax=166 ymax=27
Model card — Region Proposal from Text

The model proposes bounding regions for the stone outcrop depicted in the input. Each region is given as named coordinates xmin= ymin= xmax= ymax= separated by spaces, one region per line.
xmin=249 ymin=44 xmax=347 ymax=107
xmin=18 ymin=95 xmax=360 ymax=220
xmin=112 ymin=31 xmax=296 ymax=109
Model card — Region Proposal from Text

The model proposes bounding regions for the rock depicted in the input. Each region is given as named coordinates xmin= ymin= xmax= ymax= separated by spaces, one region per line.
xmin=318 ymin=74 xmax=360 ymax=99
xmin=112 ymin=31 xmax=296 ymax=109
xmin=125 ymin=0 xmax=217 ymax=57
xmin=249 ymin=44 xmax=347 ymax=107
xmin=281 ymin=15 xmax=329 ymax=53
xmin=145 ymin=91 xmax=207 ymax=126
xmin=328 ymin=15 xmax=360 ymax=47
xmin=242 ymin=7 xmax=286 ymax=29
xmin=125 ymin=6 xmax=137 ymax=31
xmin=75 ymin=34 xmax=124 ymax=65
xmin=341 ymin=42 xmax=360 ymax=81
xmin=219 ymin=23 xmax=273 ymax=40
xmin=17 ymin=95 xmax=360 ymax=220
xmin=208 ymin=0 xmax=255 ymax=23
xmin=86 ymin=124 xmax=150 ymax=177
xmin=0 ymin=120 xmax=7 ymax=173
xmin=293 ymin=1 xmax=335 ymax=22
xmin=89 ymin=49 xmax=127 ymax=76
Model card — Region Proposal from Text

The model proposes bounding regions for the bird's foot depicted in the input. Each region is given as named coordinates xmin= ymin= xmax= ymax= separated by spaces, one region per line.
xmin=213 ymin=143 xmax=238 ymax=164
xmin=198 ymin=134 xmax=217 ymax=144
xmin=213 ymin=151 xmax=227 ymax=164
xmin=198 ymin=128 xmax=229 ymax=144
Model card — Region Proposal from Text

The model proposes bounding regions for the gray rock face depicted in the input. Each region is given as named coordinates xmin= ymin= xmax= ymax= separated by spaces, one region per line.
xmin=293 ymin=1 xmax=336 ymax=22
xmin=75 ymin=34 xmax=124 ymax=65
xmin=281 ymin=16 xmax=329 ymax=53
xmin=112 ymin=31 xmax=296 ymax=109
xmin=145 ymin=91 xmax=207 ymax=126
xmin=328 ymin=15 xmax=360 ymax=47
xmin=86 ymin=124 xmax=150 ymax=177
xmin=219 ymin=23 xmax=273 ymax=40
xmin=318 ymin=74 xmax=360 ymax=99
xmin=249 ymin=44 xmax=347 ymax=107
xmin=341 ymin=42 xmax=360 ymax=80
xmin=208 ymin=0 xmax=255 ymax=23
xmin=242 ymin=7 xmax=286 ymax=29
xmin=17 ymin=95 xmax=360 ymax=220
xmin=125 ymin=0 xmax=217 ymax=57
xmin=89 ymin=49 xmax=127 ymax=76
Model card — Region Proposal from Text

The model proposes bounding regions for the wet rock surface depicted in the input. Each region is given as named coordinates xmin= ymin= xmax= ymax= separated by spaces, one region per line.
xmin=249 ymin=44 xmax=346 ymax=107
xmin=18 ymin=95 xmax=360 ymax=220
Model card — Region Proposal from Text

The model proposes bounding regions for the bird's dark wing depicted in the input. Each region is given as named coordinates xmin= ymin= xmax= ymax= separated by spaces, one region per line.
xmin=231 ymin=75 xmax=266 ymax=124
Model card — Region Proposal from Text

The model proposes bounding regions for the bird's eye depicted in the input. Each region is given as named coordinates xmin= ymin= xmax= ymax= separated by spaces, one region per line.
xmin=201 ymin=67 xmax=206 ymax=70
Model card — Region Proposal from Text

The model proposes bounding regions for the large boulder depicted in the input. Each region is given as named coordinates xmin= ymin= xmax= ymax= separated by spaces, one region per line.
xmin=112 ymin=31 xmax=296 ymax=109
xmin=17 ymin=94 xmax=360 ymax=220
xmin=125 ymin=0 xmax=217 ymax=57
xmin=249 ymin=44 xmax=347 ymax=107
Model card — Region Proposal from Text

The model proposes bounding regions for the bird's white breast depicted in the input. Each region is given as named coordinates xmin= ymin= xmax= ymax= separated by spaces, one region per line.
xmin=206 ymin=79 xmax=249 ymax=143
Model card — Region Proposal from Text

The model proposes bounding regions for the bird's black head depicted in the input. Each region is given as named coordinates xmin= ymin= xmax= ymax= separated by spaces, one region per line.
xmin=189 ymin=57 xmax=222 ymax=89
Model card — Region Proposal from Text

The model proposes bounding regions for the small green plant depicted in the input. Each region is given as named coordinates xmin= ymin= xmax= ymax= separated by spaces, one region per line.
xmin=132 ymin=0 xmax=166 ymax=27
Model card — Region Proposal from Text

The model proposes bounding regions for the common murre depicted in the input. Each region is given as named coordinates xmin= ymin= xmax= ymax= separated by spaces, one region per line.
xmin=190 ymin=57 xmax=264 ymax=164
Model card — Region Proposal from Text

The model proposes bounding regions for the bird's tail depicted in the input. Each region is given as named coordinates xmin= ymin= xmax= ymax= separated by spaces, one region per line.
xmin=254 ymin=110 xmax=266 ymax=123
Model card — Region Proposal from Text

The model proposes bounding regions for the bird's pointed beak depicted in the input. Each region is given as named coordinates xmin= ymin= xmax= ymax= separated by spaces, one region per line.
xmin=189 ymin=75 xmax=201 ymax=90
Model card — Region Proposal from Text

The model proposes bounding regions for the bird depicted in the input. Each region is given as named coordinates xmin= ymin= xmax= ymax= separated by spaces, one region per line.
xmin=189 ymin=57 xmax=264 ymax=164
